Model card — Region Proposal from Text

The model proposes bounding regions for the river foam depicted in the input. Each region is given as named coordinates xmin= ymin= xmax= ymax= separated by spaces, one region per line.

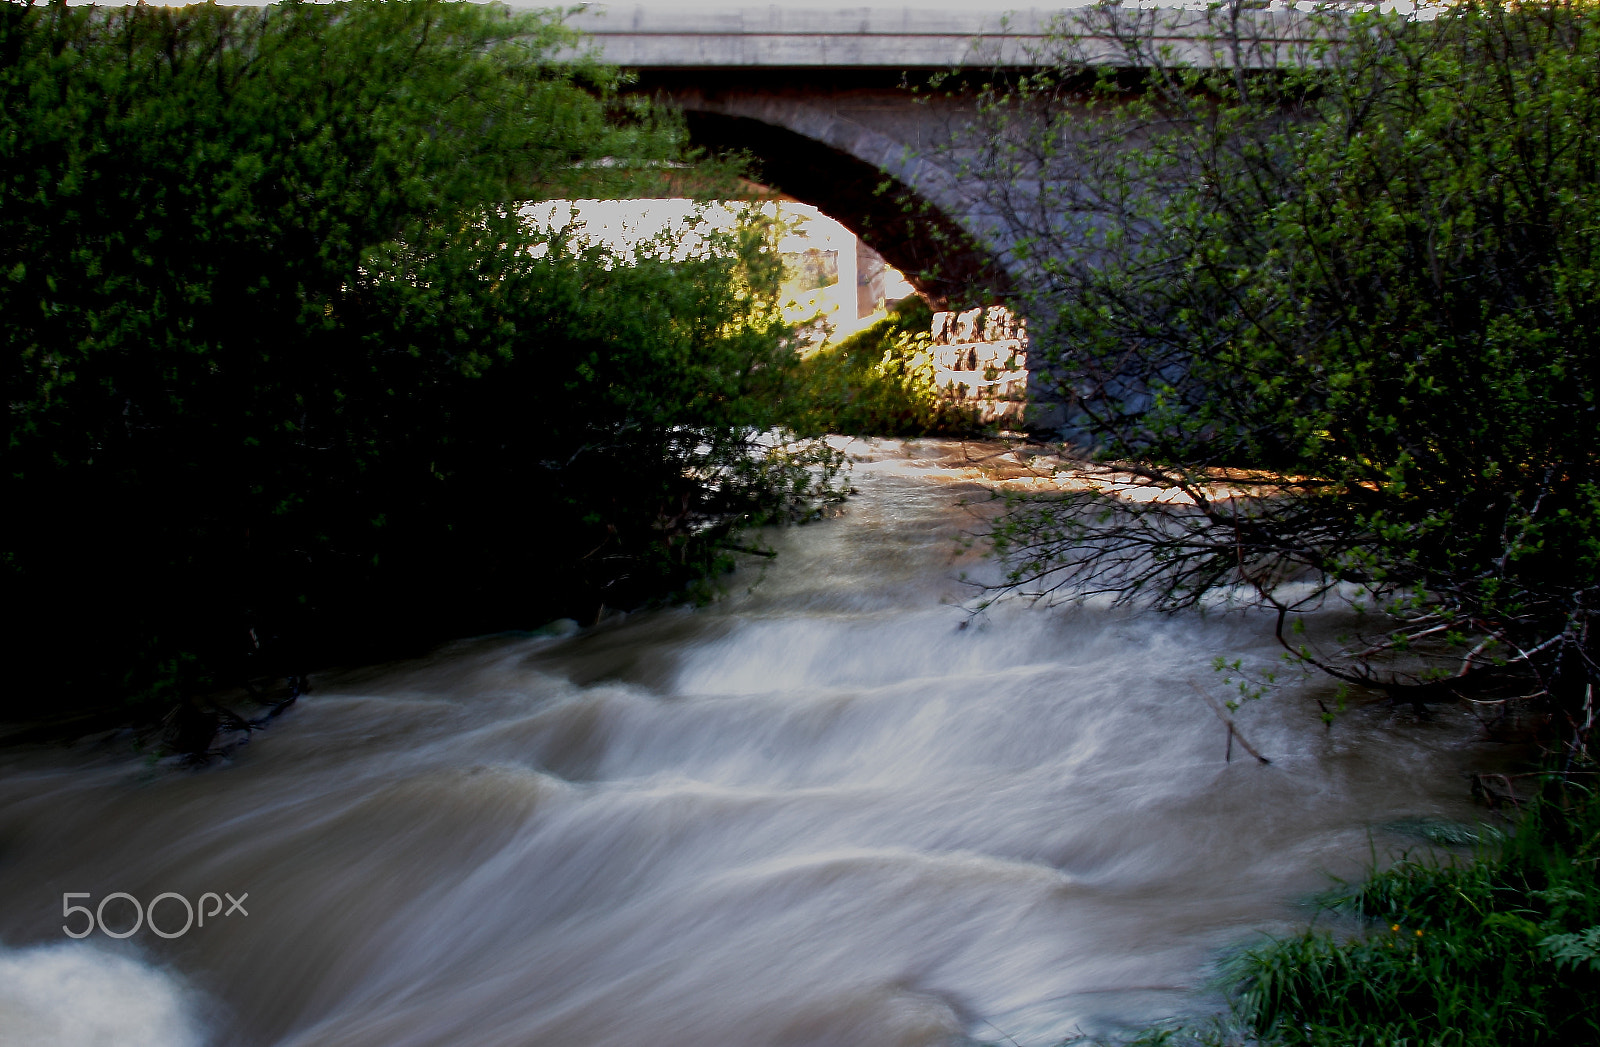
xmin=0 ymin=942 xmax=205 ymax=1047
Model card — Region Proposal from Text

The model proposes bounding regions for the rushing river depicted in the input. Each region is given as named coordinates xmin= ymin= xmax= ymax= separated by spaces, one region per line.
xmin=0 ymin=439 xmax=1497 ymax=1047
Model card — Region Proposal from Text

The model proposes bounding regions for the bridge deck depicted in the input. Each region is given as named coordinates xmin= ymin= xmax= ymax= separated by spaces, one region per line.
xmin=550 ymin=4 xmax=1325 ymax=69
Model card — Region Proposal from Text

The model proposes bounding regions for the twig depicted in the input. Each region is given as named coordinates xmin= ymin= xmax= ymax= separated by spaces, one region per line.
xmin=1188 ymin=679 xmax=1271 ymax=764
xmin=980 ymin=1018 xmax=1025 ymax=1047
xmin=1471 ymin=772 xmax=1522 ymax=810
xmin=719 ymin=543 xmax=778 ymax=559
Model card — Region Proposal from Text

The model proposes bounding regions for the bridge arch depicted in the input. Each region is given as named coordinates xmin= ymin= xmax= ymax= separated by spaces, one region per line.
xmin=656 ymin=86 xmax=1006 ymax=307
xmin=576 ymin=3 xmax=1323 ymax=307
xmin=614 ymin=67 xmax=1004 ymax=305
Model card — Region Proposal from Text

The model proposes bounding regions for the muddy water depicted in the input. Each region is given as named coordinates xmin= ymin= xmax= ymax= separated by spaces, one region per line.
xmin=0 ymin=440 xmax=1495 ymax=1047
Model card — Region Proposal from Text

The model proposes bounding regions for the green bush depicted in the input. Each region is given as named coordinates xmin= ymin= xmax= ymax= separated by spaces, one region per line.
xmin=789 ymin=298 xmax=976 ymax=436
xmin=958 ymin=0 xmax=1600 ymax=719
xmin=0 ymin=0 xmax=840 ymax=727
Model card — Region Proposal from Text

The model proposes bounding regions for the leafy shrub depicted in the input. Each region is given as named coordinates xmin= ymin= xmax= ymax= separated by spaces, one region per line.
xmin=789 ymin=298 xmax=977 ymax=436
xmin=953 ymin=0 xmax=1600 ymax=722
xmin=0 ymin=0 xmax=840 ymax=726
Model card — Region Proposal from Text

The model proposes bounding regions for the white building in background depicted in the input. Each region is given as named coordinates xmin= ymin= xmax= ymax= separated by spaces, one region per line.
xmin=523 ymin=198 xmax=916 ymax=342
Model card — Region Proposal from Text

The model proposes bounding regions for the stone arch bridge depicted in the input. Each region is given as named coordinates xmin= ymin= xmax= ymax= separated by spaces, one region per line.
xmin=551 ymin=4 xmax=1317 ymax=425
xmin=558 ymin=5 xmax=1312 ymax=296
xmin=568 ymin=4 xmax=1064 ymax=304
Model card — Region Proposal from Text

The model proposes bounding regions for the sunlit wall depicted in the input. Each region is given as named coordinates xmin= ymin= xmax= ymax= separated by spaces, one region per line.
xmin=522 ymin=198 xmax=917 ymax=342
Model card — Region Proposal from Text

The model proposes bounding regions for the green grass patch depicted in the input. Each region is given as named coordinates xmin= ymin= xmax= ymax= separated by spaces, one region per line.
xmin=1232 ymin=783 xmax=1600 ymax=1046
xmin=1080 ymin=780 xmax=1600 ymax=1047
xmin=1212 ymin=781 xmax=1600 ymax=1047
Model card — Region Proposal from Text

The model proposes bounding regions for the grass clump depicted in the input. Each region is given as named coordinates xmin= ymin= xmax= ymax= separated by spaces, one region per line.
xmin=1060 ymin=782 xmax=1600 ymax=1047
xmin=789 ymin=298 xmax=978 ymax=437
xmin=1228 ymin=781 xmax=1600 ymax=1046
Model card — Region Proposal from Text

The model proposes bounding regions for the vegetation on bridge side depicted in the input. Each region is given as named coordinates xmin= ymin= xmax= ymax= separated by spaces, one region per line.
xmin=788 ymin=298 xmax=980 ymax=438
xmin=0 ymin=0 xmax=845 ymax=741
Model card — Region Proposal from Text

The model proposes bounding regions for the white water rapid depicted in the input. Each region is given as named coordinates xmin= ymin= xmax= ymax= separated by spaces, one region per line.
xmin=0 ymin=439 xmax=1498 ymax=1047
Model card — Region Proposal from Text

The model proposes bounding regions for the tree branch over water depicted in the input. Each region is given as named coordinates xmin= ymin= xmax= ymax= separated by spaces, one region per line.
xmin=947 ymin=0 xmax=1600 ymax=753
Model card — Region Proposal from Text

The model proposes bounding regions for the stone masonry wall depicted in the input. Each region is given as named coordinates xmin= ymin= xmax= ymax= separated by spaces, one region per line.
xmin=929 ymin=306 xmax=1029 ymax=427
